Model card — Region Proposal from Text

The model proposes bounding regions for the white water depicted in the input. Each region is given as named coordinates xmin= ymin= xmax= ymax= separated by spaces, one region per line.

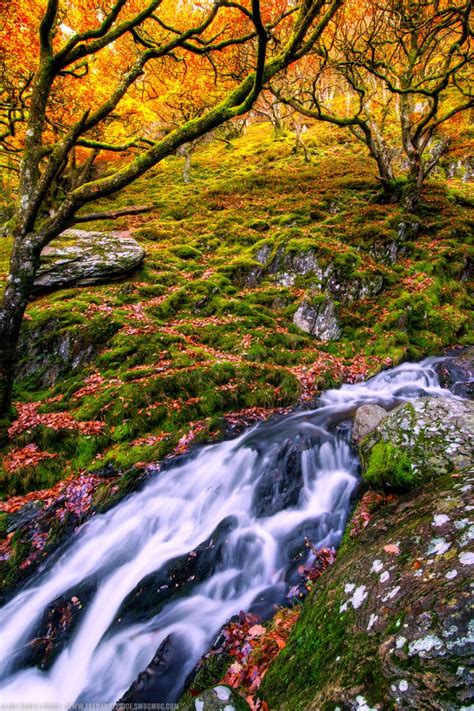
xmin=0 ymin=357 xmax=454 ymax=705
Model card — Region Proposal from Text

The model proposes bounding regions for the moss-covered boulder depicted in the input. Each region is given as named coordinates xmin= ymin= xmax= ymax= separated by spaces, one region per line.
xmin=33 ymin=229 xmax=145 ymax=291
xmin=360 ymin=398 xmax=474 ymax=490
xmin=261 ymin=465 xmax=474 ymax=710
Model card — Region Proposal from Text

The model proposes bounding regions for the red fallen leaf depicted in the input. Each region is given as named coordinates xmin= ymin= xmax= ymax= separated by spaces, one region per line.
xmin=412 ymin=560 xmax=422 ymax=570
xmin=8 ymin=400 xmax=105 ymax=439
xmin=2 ymin=444 xmax=57 ymax=473
xmin=384 ymin=544 xmax=400 ymax=555
xmin=270 ymin=633 xmax=286 ymax=650
xmin=247 ymin=624 xmax=266 ymax=639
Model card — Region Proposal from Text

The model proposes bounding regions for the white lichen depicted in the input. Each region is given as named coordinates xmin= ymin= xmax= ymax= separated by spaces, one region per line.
xmin=427 ymin=537 xmax=451 ymax=556
xmin=371 ymin=559 xmax=383 ymax=573
xmin=382 ymin=585 xmax=400 ymax=602
xmin=214 ymin=686 xmax=231 ymax=701
xmin=396 ymin=635 xmax=407 ymax=649
xmin=408 ymin=635 xmax=444 ymax=656
xmin=367 ymin=613 xmax=378 ymax=631
xmin=340 ymin=585 xmax=368 ymax=613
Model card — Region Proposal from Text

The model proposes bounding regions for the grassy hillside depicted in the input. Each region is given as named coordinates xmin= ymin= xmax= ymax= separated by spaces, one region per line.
xmin=0 ymin=122 xmax=472 ymax=505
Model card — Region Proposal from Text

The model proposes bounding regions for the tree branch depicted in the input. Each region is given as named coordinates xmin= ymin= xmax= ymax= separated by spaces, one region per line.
xmin=72 ymin=204 xmax=154 ymax=224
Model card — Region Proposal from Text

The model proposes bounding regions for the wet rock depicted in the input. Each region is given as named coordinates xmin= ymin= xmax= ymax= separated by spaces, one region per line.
xmin=179 ymin=685 xmax=250 ymax=710
xmin=114 ymin=517 xmax=239 ymax=628
xmin=352 ymin=404 xmax=387 ymax=444
xmin=6 ymin=502 xmax=42 ymax=534
xmin=33 ymin=229 xmax=144 ymax=292
xmin=293 ymin=299 xmax=341 ymax=341
xmin=117 ymin=633 xmax=192 ymax=706
xmin=360 ymin=397 xmax=474 ymax=489
xmin=252 ymin=438 xmax=305 ymax=517
xmin=261 ymin=465 xmax=474 ymax=710
xmin=434 ymin=347 xmax=474 ymax=399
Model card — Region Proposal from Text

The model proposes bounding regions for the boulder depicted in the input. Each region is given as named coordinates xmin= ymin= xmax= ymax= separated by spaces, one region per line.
xmin=179 ymin=685 xmax=250 ymax=710
xmin=360 ymin=397 xmax=474 ymax=490
xmin=261 ymin=464 xmax=474 ymax=710
xmin=33 ymin=229 xmax=145 ymax=292
xmin=352 ymin=404 xmax=387 ymax=444
xmin=434 ymin=347 xmax=474 ymax=399
xmin=293 ymin=299 xmax=341 ymax=341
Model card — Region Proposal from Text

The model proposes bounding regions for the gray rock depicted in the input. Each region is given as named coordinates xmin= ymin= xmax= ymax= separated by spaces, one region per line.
xmin=179 ymin=685 xmax=249 ymax=710
xmin=434 ymin=347 xmax=474 ymax=399
xmin=246 ymin=247 xmax=325 ymax=288
xmin=246 ymin=245 xmax=383 ymax=303
xmin=33 ymin=229 xmax=145 ymax=291
xmin=17 ymin=314 xmax=117 ymax=387
xmin=293 ymin=299 xmax=341 ymax=341
xmin=352 ymin=404 xmax=387 ymax=444
xmin=326 ymin=271 xmax=383 ymax=303
xmin=360 ymin=397 xmax=474 ymax=486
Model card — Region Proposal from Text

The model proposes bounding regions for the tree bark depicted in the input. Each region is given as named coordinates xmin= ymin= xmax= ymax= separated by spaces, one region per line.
xmin=0 ymin=235 xmax=42 ymax=418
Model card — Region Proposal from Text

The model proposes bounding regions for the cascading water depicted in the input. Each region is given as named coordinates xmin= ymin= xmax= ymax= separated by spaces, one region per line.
xmin=0 ymin=356 xmax=460 ymax=705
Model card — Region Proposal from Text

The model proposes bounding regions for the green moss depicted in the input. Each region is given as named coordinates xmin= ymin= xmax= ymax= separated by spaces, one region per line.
xmin=363 ymin=440 xmax=416 ymax=490
xmin=173 ymin=245 xmax=202 ymax=260
xmin=261 ymin=580 xmax=387 ymax=710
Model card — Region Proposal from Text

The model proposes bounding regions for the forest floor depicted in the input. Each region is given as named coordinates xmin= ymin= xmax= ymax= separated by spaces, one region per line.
xmin=0 ymin=122 xmax=472 ymax=590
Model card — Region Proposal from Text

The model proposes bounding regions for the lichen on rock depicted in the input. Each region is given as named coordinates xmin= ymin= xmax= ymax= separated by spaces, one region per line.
xmin=33 ymin=229 xmax=145 ymax=291
xmin=359 ymin=397 xmax=474 ymax=489
xmin=293 ymin=298 xmax=341 ymax=342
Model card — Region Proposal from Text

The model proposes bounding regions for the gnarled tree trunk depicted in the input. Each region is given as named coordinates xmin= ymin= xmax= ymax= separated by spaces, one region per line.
xmin=0 ymin=234 xmax=42 ymax=417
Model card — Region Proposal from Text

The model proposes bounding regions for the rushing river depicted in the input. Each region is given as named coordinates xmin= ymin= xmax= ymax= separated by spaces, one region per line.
xmin=0 ymin=356 xmax=459 ymax=705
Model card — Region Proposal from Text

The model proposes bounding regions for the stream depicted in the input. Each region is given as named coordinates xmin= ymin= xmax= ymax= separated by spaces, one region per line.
xmin=0 ymin=356 xmax=459 ymax=705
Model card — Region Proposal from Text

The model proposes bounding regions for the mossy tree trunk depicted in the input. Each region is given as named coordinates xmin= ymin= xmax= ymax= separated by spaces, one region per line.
xmin=0 ymin=234 xmax=42 ymax=418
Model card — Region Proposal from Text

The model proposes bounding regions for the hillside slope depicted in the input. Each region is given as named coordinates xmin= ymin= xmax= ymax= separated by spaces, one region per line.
xmin=0 ymin=122 xmax=472 ymax=589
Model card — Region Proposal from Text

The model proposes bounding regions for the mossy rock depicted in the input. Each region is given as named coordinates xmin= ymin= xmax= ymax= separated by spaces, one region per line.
xmin=360 ymin=397 xmax=474 ymax=490
xmin=260 ymin=465 xmax=474 ymax=709
xmin=34 ymin=229 xmax=145 ymax=291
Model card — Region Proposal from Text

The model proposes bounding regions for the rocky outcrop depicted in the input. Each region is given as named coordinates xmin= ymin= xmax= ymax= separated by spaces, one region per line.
xmin=360 ymin=397 xmax=474 ymax=489
xmin=16 ymin=314 xmax=118 ymax=387
xmin=246 ymin=245 xmax=383 ymax=303
xmin=293 ymin=299 xmax=341 ymax=341
xmin=261 ymin=464 xmax=474 ymax=710
xmin=33 ymin=229 xmax=145 ymax=292
xmin=352 ymin=404 xmax=387 ymax=444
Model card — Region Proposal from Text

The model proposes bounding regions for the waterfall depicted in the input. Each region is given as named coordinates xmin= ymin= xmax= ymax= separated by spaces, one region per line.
xmin=0 ymin=356 xmax=454 ymax=705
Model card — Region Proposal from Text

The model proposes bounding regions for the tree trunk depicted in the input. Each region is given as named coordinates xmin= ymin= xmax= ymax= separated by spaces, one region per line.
xmin=182 ymin=146 xmax=192 ymax=184
xmin=293 ymin=121 xmax=310 ymax=162
xmin=0 ymin=235 xmax=41 ymax=418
